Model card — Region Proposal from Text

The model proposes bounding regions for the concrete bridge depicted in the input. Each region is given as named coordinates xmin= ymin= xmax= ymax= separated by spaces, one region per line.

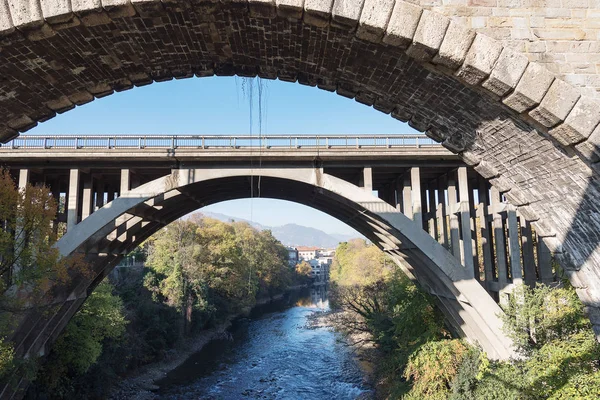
xmin=2 ymin=0 xmax=600 ymax=396
xmin=0 ymin=133 xmax=562 ymax=397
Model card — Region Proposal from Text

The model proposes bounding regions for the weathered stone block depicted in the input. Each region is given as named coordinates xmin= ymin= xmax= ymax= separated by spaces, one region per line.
xmin=68 ymin=91 xmax=94 ymax=106
xmin=575 ymin=124 xmax=600 ymax=163
xmin=249 ymin=0 xmax=277 ymax=18
xmin=405 ymin=10 xmax=449 ymax=62
xmin=40 ymin=0 xmax=74 ymax=24
xmin=473 ymin=160 xmax=499 ymax=179
xmin=503 ymin=63 xmax=555 ymax=113
xmin=0 ymin=0 xmax=14 ymax=36
xmin=455 ymin=33 xmax=503 ymax=86
xmin=432 ymin=20 xmax=475 ymax=71
xmin=482 ymin=48 xmax=529 ymax=98
xmin=276 ymin=0 xmax=303 ymax=19
xmin=8 ymin=115 xmax=36 ymax=131
xmin=356 ymin=0 xmax=394 ymax=43
xmin=101 ymin=0 xmax=135 ymax=17
xmin=530 ymin=79 xmax=580 ymax=129
xmin=304 ymin=0 xmax=333 ymax=27
xmin=549 ymin=97 xmax=600 ymax=146
xmin=383 ymin=0 xmax=422 ymax=49
xmin=331 ymin=0 xmax=364 ymax=29
xmin=0 ymin=126 xmax=18 ymax=143
xmin=7 ymin=0 xmax=44 ymax=29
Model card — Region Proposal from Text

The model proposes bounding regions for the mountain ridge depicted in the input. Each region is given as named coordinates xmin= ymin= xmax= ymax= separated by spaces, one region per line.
xmin=198 ymin=211 xmax=359 ymax=248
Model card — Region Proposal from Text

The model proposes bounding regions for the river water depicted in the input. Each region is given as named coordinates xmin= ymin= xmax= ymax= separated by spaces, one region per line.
xmin=156 ymin=286 xmax=370 ymax=399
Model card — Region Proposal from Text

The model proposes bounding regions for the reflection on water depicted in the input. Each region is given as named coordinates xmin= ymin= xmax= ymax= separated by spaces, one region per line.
xmin=157 ymin=286 xmax=368 ymax=400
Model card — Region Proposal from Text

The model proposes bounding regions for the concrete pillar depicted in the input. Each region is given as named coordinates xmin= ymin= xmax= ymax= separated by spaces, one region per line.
xmin=402 ymin=174 xmax=413 ymax=219
xmin=67 ymin=169 xmax=80 ymax=231
xmin=478 ymin=178 xmax=495 ymax=292
xmin=507 ymin=206 xmax=523 ymax=286
xmin=538 ymin=237 xmax=554 ymax=284
xmin=410 ymin=167 xmax=422 ymax=225
xmin=447 ymin=175 xmax=461 ymax=259
xmin=458 ymin=167 xmax=475 ymax=277
xmin=437 ymin=177 xmax=449 ymax=249
xmin=520 ymin=215 xmax=537 ymax=287
xmin=428 ymin=182 xmax=438 ymax=240
xmin=18 ymin=169 xmax=29 ymax=192
xmin=362 ymin=167 xmax=373 ymax=192
xmin=396 ymin=179 xmax=403 ymax=212
xmin=120 ymin=169 xmax=131 ymax=196
xmin=81 ymin=174 xmax=93 ymax=220
xmin=491 ymin=187 xmax=509 ymax=304
xmin=107 ymin=185 xmax=115 ymax=203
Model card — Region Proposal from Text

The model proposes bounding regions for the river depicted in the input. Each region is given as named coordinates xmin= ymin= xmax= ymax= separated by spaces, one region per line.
xmin=155 ymin=286 xmax=371 ymax=399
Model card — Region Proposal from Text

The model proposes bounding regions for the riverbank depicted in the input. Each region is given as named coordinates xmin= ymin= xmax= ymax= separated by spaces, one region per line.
xmin=109 ymin=287 xmax=305 ymax=400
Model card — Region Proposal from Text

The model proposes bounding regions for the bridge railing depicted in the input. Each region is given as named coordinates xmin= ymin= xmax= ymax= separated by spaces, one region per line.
xmin=2 ymin=134 xmax=441 ymax=150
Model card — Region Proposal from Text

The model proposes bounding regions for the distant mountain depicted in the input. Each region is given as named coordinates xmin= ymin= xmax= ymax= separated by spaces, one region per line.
xmin=199 ymin=211 xmax=360 ymax=248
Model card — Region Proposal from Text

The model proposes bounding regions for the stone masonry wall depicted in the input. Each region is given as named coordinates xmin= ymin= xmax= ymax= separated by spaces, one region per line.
xmin=410 ymin=0 xmax=600 ymax=98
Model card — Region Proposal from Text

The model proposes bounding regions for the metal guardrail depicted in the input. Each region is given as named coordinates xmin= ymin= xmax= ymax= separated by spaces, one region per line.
xmin=2 ymin=134 xmax=441 ymax=150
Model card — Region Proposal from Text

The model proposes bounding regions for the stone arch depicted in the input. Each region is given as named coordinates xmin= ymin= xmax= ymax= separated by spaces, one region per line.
xmin=8 ymin=167 xmax=514 ymax=375
xmin=2 ymin=0 xmax=600 ymax=344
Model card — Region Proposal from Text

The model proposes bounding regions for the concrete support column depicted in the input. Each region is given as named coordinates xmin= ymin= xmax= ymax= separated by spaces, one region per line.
xmin=18 ymin=169 xmax=29 ymax=192
xmin=458 ymin=167 xmax=475 ymax=277
xmin=478 ymin=178 xmax=495 ymax=292
xmin=362 ymin=167 xmax=372 ymax=192
xmin=520 ymin=215 xmax=537 ymax=287
xmin=428 ymin=182 xmax=438 ymax=240
xmin=538 ymin=238 xmax=554 ymax=284
xmin=95 ymin=181 xmax=105 ymax=209
xmin=120 ymin=169 xmax=130 ymax=196
xmin=410 ymin=167 xmax=422 ymax=225
xmin=507 ymin=206 xmax=523 ymax=286
xmin=67 ymin=169 xmax=80 ymax=232
xmin=437 ymin=177 xmax=449 ymax=249
xmin=402 ymin=174 xmax=413 ymax=219
xmin=81 ymin=174 xmax=94 ymax=221
xmin=447 ymin=175 xmax=461 ymax=258
xmin=107 ymin=185 xmax=115 ymax=203
xmin=491 ymin=187 xmax=509 ymax=304
xmin=396 ymin=179 xmax=403 ymax=212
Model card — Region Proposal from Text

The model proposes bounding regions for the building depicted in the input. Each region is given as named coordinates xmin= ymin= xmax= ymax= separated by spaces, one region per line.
xmin=287 ymin=247 xmax=298 ymax=267
xmin=296 ymin=246 xmax=321 ymax=261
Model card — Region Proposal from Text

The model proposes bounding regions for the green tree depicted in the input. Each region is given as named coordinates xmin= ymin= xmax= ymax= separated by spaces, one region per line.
xmin=34 ymin=281 xmax=126 ymax=396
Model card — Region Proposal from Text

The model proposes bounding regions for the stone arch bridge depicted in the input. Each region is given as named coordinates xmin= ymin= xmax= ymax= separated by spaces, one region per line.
xmin=0 ymin=133 xmax=561 ymax=397
xmin=3 ymin=0 xmax=600 ymax=396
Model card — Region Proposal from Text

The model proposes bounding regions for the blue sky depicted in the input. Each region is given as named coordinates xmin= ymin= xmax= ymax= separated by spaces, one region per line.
xmin=29 ymin=77 xmax=416 ymax=236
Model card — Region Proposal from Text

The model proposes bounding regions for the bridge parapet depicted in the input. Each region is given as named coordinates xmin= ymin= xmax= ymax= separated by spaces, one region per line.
xmin=1 ymin=134 xmax=439 ymax=150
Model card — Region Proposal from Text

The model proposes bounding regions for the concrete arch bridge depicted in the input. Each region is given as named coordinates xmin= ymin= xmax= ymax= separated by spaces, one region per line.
xmin=4 ymin=0 xmax=600 ymax=396
xmin=0 ymin=133 xmax=563 ymax=398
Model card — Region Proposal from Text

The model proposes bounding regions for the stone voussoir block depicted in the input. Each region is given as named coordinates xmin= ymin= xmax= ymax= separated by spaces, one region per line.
xmin=575 ymin=123 xmax=600 ymax=163
xmin=530 ymin=79 xmax=580 ymax=130
xmin=482 ymin=48 xmax=529 ymax=98
xmin=0 ymin=1 xmax=15 ymax=36
xmin=405 ymin=10 xmax=449 ymax=62
xmin=455 ymin=33 xmax=503 ymax=86
xmin=40 ymin=0 xmax=75 ymax=24
xmin=249 ymin=0 xmax=277 ymax=18
xmin=550 ymin=96 xmax=600 ymax=147
xmin=7 ymin=0 xmax=44 ymax=30
xmin=503 ymin=62 xmax=555 ymax=113
xmin=356 ymin=0 xmax=394 ymax=43
xmin=303 ymin=0 xmax=333 ymax=28
xmin=276 ymin=0 xmax=304 ymax=19
xmin=432 ymin=20 xmax=475 ymax=71
xmin=101 ymin=0 xmax=136 ymax=18
xmin=382 ymin=0 xmax=422 ymax=49
xmin=473 ymin=160 xmax=499 ymax=179
xmin=331 ymin=0 xmax=364 ymax=30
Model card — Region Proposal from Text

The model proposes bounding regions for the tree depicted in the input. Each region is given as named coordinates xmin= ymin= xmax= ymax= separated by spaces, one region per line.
xmin=295 ymin=261 xmax=313 ymax=281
